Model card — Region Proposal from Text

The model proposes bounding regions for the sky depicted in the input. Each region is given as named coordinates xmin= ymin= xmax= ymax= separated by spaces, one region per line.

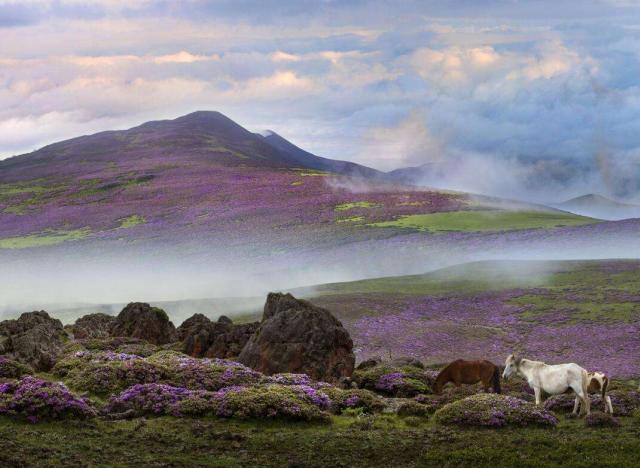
xmin=1 ymin=0 xmax=640 ymax=203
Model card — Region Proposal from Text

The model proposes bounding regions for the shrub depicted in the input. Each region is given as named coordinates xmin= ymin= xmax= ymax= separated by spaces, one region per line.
xmin=403 ymin=416 xmax=424 ymax=427
xmin=352 ymin=365 xmax=431 ymax=397
xmin=104 ymin=383 xmax=218 ymax=417
xmin=434 ymin=394 xmax=559 ymax=428
xmin=65 ymin=359 xmax=165 ymax=396
xmin=397 ymin=401 xmax=432 ymax=417
xmin=323 ymin=388 xmax=386 ymax=414
xmin=79 ymin=337 xmax=159 ymax=356
xmin=414 ymin=394 xmax=445 ymax=413
xmin=263 ymin=373 xmax=312 ymax=386
xmin=0 ymin=376 xmax=96 ymax=423
xmin=0 ymin=356 xmax=32 ymax=378
xmin=53 ymin=350 xmax=142 ymax=378
xmin=150 ymin=352 xmax=262 ymax=391
xmin=585 ymin=412 xmax=620 ymax=428
xmin=216 ymin=384 xmax=330 ymax=422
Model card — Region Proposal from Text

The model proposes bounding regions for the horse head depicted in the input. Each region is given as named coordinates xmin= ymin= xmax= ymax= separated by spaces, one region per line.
xmin=502 ymin=354 xmax=522 ymax=380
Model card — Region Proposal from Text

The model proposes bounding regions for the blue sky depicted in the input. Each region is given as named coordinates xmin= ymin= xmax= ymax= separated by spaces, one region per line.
xmin=1 ymin=0 xmax=640 ymax=201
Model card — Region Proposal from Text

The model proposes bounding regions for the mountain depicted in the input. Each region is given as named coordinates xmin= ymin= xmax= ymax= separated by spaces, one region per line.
xmin=0 ymin=111 xmax=467 ymax=254
xmin=554 ymin=194 xmax=640 ymax=221
xmin=0 ymin=111 xmax=375 ymax=180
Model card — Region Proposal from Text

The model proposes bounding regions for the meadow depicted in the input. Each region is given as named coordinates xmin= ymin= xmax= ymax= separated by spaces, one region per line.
xmin=304 ymin=260 xmax=640 ymax=378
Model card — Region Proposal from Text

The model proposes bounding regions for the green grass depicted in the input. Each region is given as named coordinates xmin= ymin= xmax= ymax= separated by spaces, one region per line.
xmin=307 ymin=260 xmax=560 ymax=297
xmin=118 ymin=215 xmax=146 ymax=228
xmin=336 ymin=216 xmax=365 ymax=223
xmin=335 ymin=201 xmax=381 ymax=211
xmin=0 ymin=229 xmax=90 ymax=249
xmin=0 ymin=414 xmax=638 ymax=467
xmin=368 ymin=210 xmax=600 ymax=232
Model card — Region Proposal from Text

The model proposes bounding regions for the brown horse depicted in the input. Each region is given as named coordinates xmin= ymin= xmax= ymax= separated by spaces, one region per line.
xmin=433 ymin=359 xmax=501 ymax=394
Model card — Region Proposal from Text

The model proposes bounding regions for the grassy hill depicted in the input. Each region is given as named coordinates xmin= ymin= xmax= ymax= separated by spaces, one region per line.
xmin=301 ymin=259 xmax=640 ymax=378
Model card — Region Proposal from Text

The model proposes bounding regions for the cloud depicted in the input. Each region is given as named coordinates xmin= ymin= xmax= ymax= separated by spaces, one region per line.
xmin=358 ymin=110 xmax=444 ymax=171
xmin=1 ymin=1 xmax=640 ymax=204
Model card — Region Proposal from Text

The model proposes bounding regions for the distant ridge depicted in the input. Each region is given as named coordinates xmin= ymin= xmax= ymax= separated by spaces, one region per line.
xmin=554 ymin=193 xmax=640 ymax=221
xmin=259 ymin=130 xmax=383 ymax=178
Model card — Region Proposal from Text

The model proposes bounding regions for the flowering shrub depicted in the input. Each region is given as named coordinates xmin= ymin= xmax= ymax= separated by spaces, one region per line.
xmin=434 ymin=394 xmax=559 ymax=428
xmin=585 ymin=412 xmax=620 ymax=428
xmin=150 ymin=352 xmax=262 ymax=391
xmin=0 ymin=376 xmax=96 ymax=423
xmin=65 ymin=359 xmax=166 ymax=396
xmin=323 ymin=388 xmax=386 ymax=414
xmin=352 ymin=364 xmax=430 ymax=397
xmin=60 ymin=351 xmax=263 ymax=395
xmin=264 ymin=373 xmax=312 ymax=386
xmin=0 ymin=356 xmax=32 ymax=378
xmin=215 ymin=384 xmax=330 ymax=422
xmin=104 ymin=383 xmax=219 ymax=417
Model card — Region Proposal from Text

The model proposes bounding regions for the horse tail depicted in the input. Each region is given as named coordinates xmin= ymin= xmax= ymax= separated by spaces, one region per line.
xmin=492 ymin=365 xmax=501 ymax=394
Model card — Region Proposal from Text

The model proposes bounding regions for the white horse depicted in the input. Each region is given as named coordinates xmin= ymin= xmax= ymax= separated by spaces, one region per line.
xmin=573 ymin=371 xmax=613 ymax=415
xmin=502 ymin=354 xmax=591 ymax=416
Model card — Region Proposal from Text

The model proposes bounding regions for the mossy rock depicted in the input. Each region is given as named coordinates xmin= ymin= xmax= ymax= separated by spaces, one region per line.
xmin=434 ymin=394 xmax=559 ymax=428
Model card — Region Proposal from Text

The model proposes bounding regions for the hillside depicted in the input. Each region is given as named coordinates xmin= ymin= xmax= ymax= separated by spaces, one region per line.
xmin=554 ymin=194 xmax=640 ymax=221
xmin=302 ymin=259 xmax=640 ymax=378
xmin=0 ymin=111 xmax=601 ymax=256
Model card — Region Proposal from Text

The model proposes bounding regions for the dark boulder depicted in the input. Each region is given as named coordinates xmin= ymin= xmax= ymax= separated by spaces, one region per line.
xmin=177 ymin=313 xmax=258 ymax=358
xmin=110 ymin=303 xmax=177 ymax=345
xmin=0 ymin=311 xmax=66 ymax=371
xmin=72 ymin=313 xmax=115 ymax=339
xmin=238 ymin=293 xmax=355 ymax=383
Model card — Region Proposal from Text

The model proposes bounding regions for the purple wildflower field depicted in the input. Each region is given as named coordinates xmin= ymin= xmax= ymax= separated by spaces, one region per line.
xmin=311 ymin=260 xmax=640 ymax=378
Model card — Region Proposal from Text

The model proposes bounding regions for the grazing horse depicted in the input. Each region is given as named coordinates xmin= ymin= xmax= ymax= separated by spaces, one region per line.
xmin=502 ymin=354 xmax=591 ymax=416
xmin=433 ymin=359 xmax=501 ymax=394
xmin=573 ymin=371 xmax=613 ymax=415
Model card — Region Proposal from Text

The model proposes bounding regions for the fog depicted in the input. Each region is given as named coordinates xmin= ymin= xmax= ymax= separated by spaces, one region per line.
xmin=2 ymin=223 xmax=640 ymax=324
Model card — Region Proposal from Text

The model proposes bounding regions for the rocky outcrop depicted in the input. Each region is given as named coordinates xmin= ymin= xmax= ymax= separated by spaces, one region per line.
xmin=0 ymin=311 xmax=66 ymax=371
xmin=177 ymin=314 xmax=258 ymax=358
xmin=72 ymin=313 xmax=115 ymax=339
xmin=238 ymin=293 xmax=355 ymax=383
xmin=110 ymin=303 xmax=177 ymax=345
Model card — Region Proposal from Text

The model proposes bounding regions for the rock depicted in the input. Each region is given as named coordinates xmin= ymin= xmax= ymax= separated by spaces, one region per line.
xmin=217 ymin=315 xmax=233 ymax=325
xmin=0 ymin=311 xmax=66 ymax=371
xmin=110 ymin=303 xmax=177 ymax=345
xmin=238 ymin=293 xmax=355 ymax=383
xmin=204 ymin=322 xmax=259 ymax=359
xmin=72 ymin=313 xmax=115 ymax=339
xmin=177 ymin=313 xmax=258 ymax=358
xmin=356 ymin=358 xmax=381 ymax=370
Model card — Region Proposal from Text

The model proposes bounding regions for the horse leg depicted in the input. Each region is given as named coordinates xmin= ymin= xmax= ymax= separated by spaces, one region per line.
xmin=606 ymin=396 xmax=613 ymax=414
xmin=571 ymin=375 xmax=590 ymax=417
xmin=572 ymin=396 xmax=580 ymax=415
xmin=533 ymin=386 xmax=542 ymax=406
